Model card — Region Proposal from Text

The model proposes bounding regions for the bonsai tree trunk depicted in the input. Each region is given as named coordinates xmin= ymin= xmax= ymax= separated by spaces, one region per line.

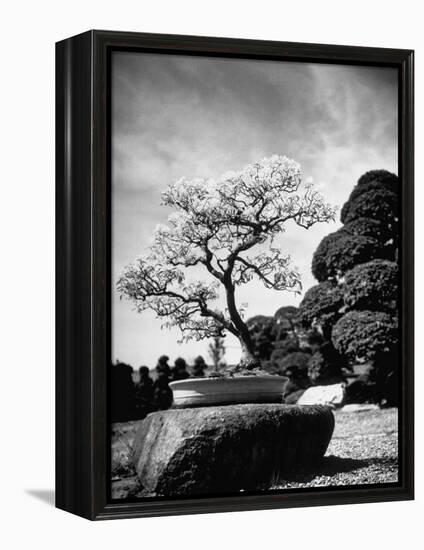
xmin=224 ymin=279 xmax=260 ymax=370
xmin=239 ymin=340 xmax=259 ymax=369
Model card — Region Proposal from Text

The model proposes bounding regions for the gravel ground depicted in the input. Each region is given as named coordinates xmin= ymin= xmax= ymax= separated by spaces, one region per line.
xmin=271 ymin=407 xmax=398 ymax=489
xmin=111 ymin=407 xmax=398 ymax=499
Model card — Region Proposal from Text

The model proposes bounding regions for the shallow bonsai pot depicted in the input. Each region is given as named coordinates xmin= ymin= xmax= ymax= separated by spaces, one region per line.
xmin=169 ymin=376 xmax=288 ymax=408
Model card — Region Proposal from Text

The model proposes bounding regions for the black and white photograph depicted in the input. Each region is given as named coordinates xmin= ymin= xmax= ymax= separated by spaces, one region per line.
xmin=110 ymin=51 xmax=401 ymax=500
xmin=1 ymin=0 xmax=420 ymax=542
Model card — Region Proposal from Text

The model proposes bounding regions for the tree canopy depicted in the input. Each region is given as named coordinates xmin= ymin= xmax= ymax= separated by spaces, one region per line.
xmin=331 ymin=310 xmax=398 ymax=362
xmin=341 ymin=188 xmax=398 ymax=225
xmin=118 ymin=155 xmax=335 ymax=367
xmin=343 ymin=259 xmax=398 ymax=312
xmin=311 ymin=230 xmax=383 ymax=282
xmin=272 ymin=351 xmax=311 ymax=376
xmin=299 ymin=168 xmax=399 ymax=401
xmin=273 ymin=305 xmax=304 ymax=342
xmin=356 ymin=169 xmax=399 ymax=190
xmin=298 ymin=281 xmax=344 ymax=338
xmin=340 ymin=169 xmax=399 ymax=224
xmin=342 ymin=217 xmax=392 ymax=244
xmin=307 ymin=341 xmax=347 ymax=385
xmin=246 ymin=315 xmax=276 ymax=360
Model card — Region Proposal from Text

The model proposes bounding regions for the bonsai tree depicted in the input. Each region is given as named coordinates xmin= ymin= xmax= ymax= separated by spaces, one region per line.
xmin=118 ymin=155 xmax=335 ymax=372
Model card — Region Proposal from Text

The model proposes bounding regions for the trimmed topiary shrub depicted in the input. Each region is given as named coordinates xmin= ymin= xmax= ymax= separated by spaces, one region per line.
xmin=342 ymin=217 xmax=392 ymax=244
xmin=342 ymin=171 xmax=398 ymax=208
xmin=246 ymin=315 xmax=276 ymax=361
xmin=343 ymin=259 xmax=398 ymax=312
xmin=341 ymin=188 xmax=398 ymax=225
xmin=274 ymin=306 xmax=300 ymax=328
xmin=299 ymin=281 xmax=344 ymax=338
xmin=331 ymin=310 xmax=398 ymax=362
xmin=357 ymin=169 xmax=399 ymax=189
xmin=311 ymin=229 xmax=384 ymax=282
xmin=307 ymin=341 xmax=347 ymax=385
xmin=303 ymin=169 xmax=399 ymax=398
xmin=271 ymin=350 xmax=311 ymax=376
xmin=272 ymin=334 xmax=300 ymax=356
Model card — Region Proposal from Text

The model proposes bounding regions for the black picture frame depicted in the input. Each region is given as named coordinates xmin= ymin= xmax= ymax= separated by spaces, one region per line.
xmin=56 ymin=30 xmax=414 ymax=521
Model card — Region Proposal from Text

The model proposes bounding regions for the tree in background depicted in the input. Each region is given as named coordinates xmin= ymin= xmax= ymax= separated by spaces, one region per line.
xmin=273 ymin=306 xmax=305 ymax=346
xmin=311 ymin=230 xmax=384 ymax=283
xmin=307 ymin=341 xmax=347 ymax=385
xmin=118 ymin=155 xmax=335 ymax=372
xmin=311 ymin=170 xmax=398 ymax=284
xmin=153 ymin=356 xmax=173 ymax=410
xmin=208 ymin=336 xmax=226 ymax=371
xmin=332 ymin=310 xmax=398 ymax=362
xmin=246 ymin=315 xmax=276 ymax=361
xmin=192 ymin=355 xmax=207 ymax=377
xmin=298 ymin=281 xmax=344 ymax=340
xmin=342 ymin=259 xmax=398 ymax=312
xmin=135 ymin=366 xmax=155 ymax=419
xmin=301 ymin=169 xmax=399 ymax=403
xmin=110 ymin=361 xmax=136 ymax=422
xmin=171 ymin=357 xmax=190 ymax=381
xmin=246 ymin=305 xmax=326 ymax=397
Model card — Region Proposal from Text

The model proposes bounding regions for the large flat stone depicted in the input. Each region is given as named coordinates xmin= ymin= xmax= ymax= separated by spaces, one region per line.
xmin=133 ymin=404 xmax=334 ymax=497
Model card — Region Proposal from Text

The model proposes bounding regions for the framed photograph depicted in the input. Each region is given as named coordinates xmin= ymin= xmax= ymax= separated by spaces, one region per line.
xmin=56 ymin=30 xmax=414 ymax=520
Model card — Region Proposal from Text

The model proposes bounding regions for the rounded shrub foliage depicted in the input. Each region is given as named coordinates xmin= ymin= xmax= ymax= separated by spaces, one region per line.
xmin=311 ymin=229 xmax=383 ymax=282
xmin=340 ymin=188 xmax=398 ymax=225
xmin=274 ymin=305 xmax=299 ymax=327
xmin=246 ymin=315 xmax=276 ymax=360
xmin=342 ymin=217 xmax=392 ymax=244
xmin=307 ymin=341 xmax=347 ymax=385
xmin=271 ymin=335 xmax=300 ymax=356
xmin=272 ymin=305 xmax=299 ymax=337
xmin=331 ymin=310 xmax=398 ymax=362
xmin=343 ymin=259 xmax=398 ymax=311
xmin=344 ymin=171 xmax=398 ymax=208
xmin=299 ymin=281 xmax=344 ymax=336
xmin=271 ymin=350 xmax=311 ymax=376
xmin=357 ymin=169 xmax=398 ymax=189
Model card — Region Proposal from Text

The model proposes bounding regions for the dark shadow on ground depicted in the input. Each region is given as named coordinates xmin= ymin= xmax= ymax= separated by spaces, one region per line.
xmin=26 ymin=489 xmax=55 ymax=507
xmin=279 ymin=455 xmax=398 ymax=483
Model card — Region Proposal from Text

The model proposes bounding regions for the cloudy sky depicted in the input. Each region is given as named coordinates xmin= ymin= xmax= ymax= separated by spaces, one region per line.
xmin=111 ymin=51 xmax=398 ymax=369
